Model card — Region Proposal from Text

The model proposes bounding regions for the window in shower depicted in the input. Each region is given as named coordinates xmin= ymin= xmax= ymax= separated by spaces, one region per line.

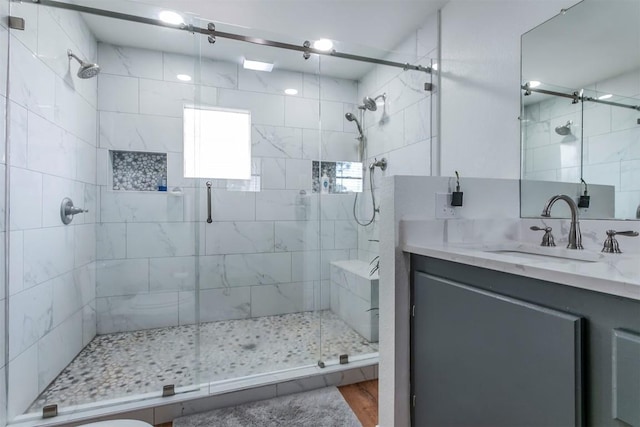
xmin=312 ymin=161 xmax=363 ymax=193
xmin=183 ymin=105 xmax=252 ymax=179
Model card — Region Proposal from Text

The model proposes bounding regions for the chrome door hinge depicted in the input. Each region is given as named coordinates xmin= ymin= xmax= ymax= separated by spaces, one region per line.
xmin=42 ymin=404 xmax=58 ymax=419
xmin=411 ymin=304 xmax=416 ymax=317
xmin=412 ymin=395 xmax=416 ymax=407
xmin=162 ymin=384 xmax=176 ymax=397
xmin=8 ymin=16 xmax=25 ymax=30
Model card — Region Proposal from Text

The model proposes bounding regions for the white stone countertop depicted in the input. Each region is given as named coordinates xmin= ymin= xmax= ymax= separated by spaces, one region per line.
xmin=403 ymin=240 xmax=640 ymax=301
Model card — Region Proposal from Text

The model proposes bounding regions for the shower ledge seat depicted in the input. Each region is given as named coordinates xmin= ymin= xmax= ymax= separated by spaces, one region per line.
xmin=330 ymin=259 xmax=379 ymax=343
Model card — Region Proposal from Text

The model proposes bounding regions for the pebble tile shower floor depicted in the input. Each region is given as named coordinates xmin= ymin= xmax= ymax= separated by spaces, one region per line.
xmin=27 ymin=311 xmax=378 ymax=413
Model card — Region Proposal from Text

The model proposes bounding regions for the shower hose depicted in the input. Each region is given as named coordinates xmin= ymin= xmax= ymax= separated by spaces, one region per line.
xmin=353 ymin=165 xmax=377 ymax=227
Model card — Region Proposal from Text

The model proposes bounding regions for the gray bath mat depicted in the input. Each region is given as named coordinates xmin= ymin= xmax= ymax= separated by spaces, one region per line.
xmin=173 ymin=386 xmax=362 ymax=427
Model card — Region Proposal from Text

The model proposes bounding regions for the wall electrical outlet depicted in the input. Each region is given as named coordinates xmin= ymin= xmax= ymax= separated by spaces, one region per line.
xmin=435 ymin=193 xmax=457 ymax=219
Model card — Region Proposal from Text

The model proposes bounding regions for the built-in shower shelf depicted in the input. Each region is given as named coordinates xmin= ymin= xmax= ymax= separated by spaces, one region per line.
xmin=110 ymin=150 xmax=167 ymax=191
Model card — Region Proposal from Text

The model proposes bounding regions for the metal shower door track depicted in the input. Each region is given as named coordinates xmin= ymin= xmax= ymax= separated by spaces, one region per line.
xmin=33 ymin=0 xmax=432 ymax=73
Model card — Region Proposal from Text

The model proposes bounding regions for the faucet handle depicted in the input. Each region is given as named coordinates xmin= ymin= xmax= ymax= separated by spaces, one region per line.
xmin=530 ymin=225 xmax=555 ymax=247
xmin=602 ymin=230 xmax=639 ymax=253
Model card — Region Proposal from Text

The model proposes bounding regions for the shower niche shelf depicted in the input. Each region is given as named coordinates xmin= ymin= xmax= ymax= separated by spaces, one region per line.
xmin=110 ymin=150 xmax=167 ymax=191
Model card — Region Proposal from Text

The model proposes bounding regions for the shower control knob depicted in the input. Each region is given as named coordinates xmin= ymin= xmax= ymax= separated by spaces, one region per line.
xmin=60 ymin=198 xmax=88 ymax=225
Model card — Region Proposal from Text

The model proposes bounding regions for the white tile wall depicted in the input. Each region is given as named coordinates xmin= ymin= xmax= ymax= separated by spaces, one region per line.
xmin=8 ymin=344 xmax=39 ymax=419
xmin=99 ymin=111 xmax=183 ymax=152
xmin=164 ymin=52 xmax=238 ymax=88
xmin=7 ymin=101 xmax=27 ymax=168
xmin=218 ymin=88 xmax=285 ymax=126
xmin=250 ymin=283 xmax=306 ymax=317
xmin=37 ymin=311 xmax=83 ymax=392
xmin=252 ymin=125 xmax=303 ymax=158
xmin=96 ymin=292 xmax=180 ymax=334
xmin=204 ymin=221 xmax=274 ymax=255
xmin=9 ymin=280 xmax=53 ymax=360
xmin=97 ymin=259 xmax=149 ymax=297
xmin=239 ymin=68 xmax=302 ymax=95
xmin=6 ymin=7 xmax=98 ymax=417
xmin=199 ymin=252 xmax=292 ymax=289
xmin=98 ymin=44 xmax=164 ymax=79
xmin=98 ymin=74 xmax=139 ymax=113
xmin=9 ymin=37 xmax=56 ymax=121
xmin=127 ymin=222 xmax=196 ymax=258
xmin=91 ymin=43 xmax=364 ymax=339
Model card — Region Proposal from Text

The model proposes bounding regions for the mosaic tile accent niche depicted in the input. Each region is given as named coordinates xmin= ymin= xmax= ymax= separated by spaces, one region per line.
xmin=111 ymin=150 xmax=167 ymax=191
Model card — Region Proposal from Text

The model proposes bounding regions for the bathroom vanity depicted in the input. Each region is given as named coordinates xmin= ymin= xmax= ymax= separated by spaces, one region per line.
xmin=405 ymin=239 xmax=640 ymax=427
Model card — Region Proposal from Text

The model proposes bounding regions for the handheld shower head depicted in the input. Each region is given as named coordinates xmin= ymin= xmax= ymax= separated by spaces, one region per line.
xmin=345 ymin=112 xmax=364 ymax=136
xmin=67 ymin=49 xmax=100 ymax=79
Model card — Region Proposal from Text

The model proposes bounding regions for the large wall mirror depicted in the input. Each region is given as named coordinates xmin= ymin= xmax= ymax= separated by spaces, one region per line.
xmin=520 ymin=0 xmax=640 ymax=220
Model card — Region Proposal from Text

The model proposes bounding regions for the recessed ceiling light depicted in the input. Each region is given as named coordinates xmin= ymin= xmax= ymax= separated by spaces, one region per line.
xmin=159 ymin=11 xmax=184 ymax=25
xmin=597 ymin=93 xmax=612 ymax=100
xmin=313 ymin=39 xmax=334 ymax=52
xmin=528 ymin=80 xmax=541 ymax=88
xmin=284 ymin=88 xmax=298 ymax=95
xmin=177 ymin=74 xmax=192 ymax=82
xmin=243 ymin=59 xmax=274 ymax=72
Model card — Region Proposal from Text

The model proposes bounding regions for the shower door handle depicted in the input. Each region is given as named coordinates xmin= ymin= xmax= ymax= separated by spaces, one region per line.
xmin=206 ymin=181 xmax=213 ymax=223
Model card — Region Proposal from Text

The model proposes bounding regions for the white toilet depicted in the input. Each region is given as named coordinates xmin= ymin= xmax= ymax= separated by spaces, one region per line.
xmin=78 ymin=420 xmax=153 ymax=427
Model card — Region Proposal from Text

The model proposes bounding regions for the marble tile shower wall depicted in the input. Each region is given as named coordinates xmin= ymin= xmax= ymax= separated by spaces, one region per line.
xmin=353 ymin=15 xmax=438 ymax=264
xmin=4 ymin=2 xmax=98 ymax=418
xmin=1 ymin=0 xmax=9 ymax=424
xmin=96 ymin=43 xmax=361 ymax=334
xmin=523 ymin=69 xmax=640 ymax=218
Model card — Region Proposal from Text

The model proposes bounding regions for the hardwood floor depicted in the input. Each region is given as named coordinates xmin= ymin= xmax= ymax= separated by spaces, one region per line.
xmin=154 ymin=379 xmax=379 ymax=427
xmin=339 ymin=379 xmax=379 ymax=427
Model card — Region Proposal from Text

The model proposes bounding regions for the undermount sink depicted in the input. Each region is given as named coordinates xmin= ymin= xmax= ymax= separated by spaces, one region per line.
xmin=482 ymin=244 xmax=604 ymax=263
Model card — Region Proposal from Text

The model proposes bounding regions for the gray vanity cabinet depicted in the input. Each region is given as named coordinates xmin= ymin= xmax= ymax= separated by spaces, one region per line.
xmin=410 ymin=255 xmax=640 ymax=427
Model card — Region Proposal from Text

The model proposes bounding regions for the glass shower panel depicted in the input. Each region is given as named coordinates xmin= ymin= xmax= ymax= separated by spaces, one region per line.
xmin=186 ymin=25 xmax=325 ymax=388
xmin=0 ymin=0 xmax=8 ymax=423
xmin=317 ymin=33 xmax=436 ymax=364
xmin=5 ymin=0 xmax=203 ymax=419
xmin=90 ymin=4 xmax=204 ymax=408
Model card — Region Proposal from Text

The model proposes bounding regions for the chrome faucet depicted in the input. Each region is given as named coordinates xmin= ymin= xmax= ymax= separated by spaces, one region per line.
xmin=541 ymin=194 xmax=583 ymax=249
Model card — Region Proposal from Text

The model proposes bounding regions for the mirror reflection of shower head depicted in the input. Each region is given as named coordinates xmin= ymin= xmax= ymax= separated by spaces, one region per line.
xmin=67 ymin=49 xmax=100 ymax=79
xmin=555 ymin=120 xmax=573 ymax=136
xmin=345 ymin=112 xmax=364 ymax=136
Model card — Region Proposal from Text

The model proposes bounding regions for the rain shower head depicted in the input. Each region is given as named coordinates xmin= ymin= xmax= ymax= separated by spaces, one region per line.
xmin=345 ymin=112 xmax=364 ymax=136
xmin=67 ymin=49 xmax=100 ymax=79
xmin=555 ymin=120 xmax=573 ymax=136
xmin=358 ymin=93 xmax=386 ymax=112
xmin=359 ymin=97 xmax=378 ymax=112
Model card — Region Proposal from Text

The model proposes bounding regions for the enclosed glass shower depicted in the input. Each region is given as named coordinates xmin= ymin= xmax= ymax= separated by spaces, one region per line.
xmin=0 ymin=0 xmax=436 ymax=423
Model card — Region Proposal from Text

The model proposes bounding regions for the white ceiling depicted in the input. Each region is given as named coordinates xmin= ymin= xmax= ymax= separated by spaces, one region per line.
xmin=74 ymin=0 xmax=447 ymax=80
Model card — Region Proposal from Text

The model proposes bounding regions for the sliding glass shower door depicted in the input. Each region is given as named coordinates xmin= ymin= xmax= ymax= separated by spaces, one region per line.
xmin=190 ymin=23 xmax=325 ymax=386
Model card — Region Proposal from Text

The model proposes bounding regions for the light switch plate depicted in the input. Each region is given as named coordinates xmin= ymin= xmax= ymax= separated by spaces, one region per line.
xmin=435 ymin=193 xmax=457 ymax=219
